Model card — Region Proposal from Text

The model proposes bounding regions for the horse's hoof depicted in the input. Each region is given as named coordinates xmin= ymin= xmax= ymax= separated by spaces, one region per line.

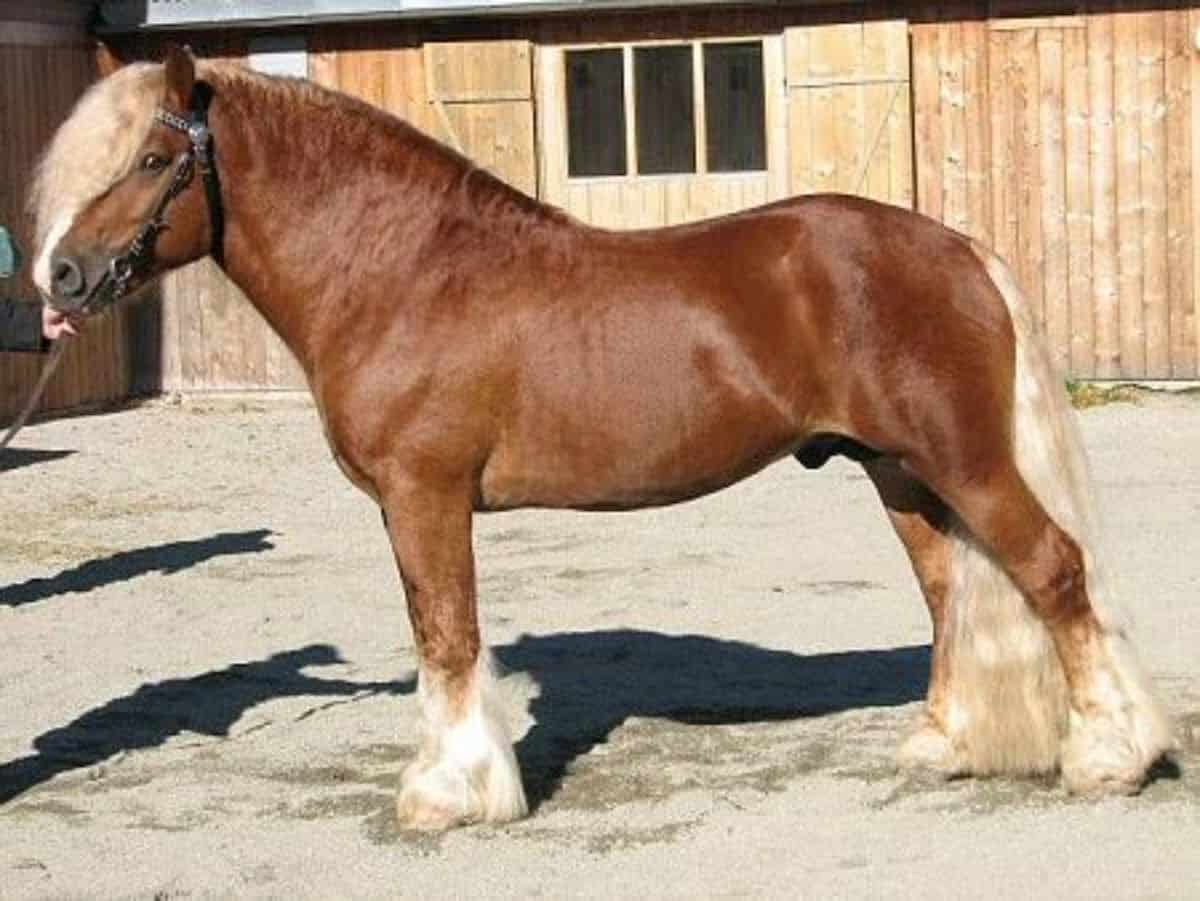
xmin=396 ymin=763 xmax=482 ymax=831
xmin=896 ymin=718 xmax=966 ymax=776
xmin=1060 ymin=706 xmax=1171 ymax=797
xmin=396 ymin=792 xmax=477 ymax=831
xmin=395 ymin=755 xmax=527 ymax=830
xmin=1061 ymin=725 xmax=1145 ymax=797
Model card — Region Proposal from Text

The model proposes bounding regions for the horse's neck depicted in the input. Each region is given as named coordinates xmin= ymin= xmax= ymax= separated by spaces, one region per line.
xmin=208 ymin=78 xmax=461 ymax=373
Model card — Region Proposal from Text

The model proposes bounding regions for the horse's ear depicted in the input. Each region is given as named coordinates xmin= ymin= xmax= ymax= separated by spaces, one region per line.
xmin=162 ymin=44 xmax=196 ymax=110
xmin=95 ymin=42 xmax=126 ymax=78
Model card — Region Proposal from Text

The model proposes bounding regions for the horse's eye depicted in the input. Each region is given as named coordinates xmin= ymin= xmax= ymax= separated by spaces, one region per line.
xmin=141 ymin=153 xmax=169 ymax=173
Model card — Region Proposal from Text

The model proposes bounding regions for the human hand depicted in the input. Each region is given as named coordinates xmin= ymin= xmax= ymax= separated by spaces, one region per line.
xmin=42 ymin=305 xmax=81 ymax=340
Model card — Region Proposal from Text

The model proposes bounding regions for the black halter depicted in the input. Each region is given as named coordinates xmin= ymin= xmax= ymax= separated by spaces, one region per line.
xmin=85 ymin=86 xmax=223 ymax=313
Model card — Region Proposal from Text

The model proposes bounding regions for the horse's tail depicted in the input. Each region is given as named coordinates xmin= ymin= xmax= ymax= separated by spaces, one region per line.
xmin=928 ymin=243 xmax=1171 ymax=778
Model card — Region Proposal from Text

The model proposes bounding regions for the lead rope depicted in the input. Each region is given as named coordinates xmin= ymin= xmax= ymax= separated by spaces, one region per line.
xmin=0 ymin=340 xmax=66 ymax=450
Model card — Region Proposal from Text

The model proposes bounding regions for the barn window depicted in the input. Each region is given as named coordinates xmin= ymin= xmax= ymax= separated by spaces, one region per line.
xmin=566 ymin=49 xmax=627 ymax=177
xmin=704 ymin=42 xmax=766 ymax=172
xmin=634 ymin=46 xmax=696 ymax=174
xmin=564 ymin=40 xmax=767 ymax=179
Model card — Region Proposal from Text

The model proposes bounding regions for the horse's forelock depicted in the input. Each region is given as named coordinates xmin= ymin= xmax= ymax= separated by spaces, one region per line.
xmin=29 ymin=63 xmax=164 ymax=247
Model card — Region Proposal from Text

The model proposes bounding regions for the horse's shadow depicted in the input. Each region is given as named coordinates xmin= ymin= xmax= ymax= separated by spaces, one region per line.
xmin=0 ymin=447 xmax=74 ymax=473
xmin=0 ymin=631 xmax=928 ymax=808
xmin=497 ymin=631 xmax=928 ymax=809
xmin=0 ymin=644 xmax=413 ymax=804
xmin=0 ymin=529 xmax=276 ymax=607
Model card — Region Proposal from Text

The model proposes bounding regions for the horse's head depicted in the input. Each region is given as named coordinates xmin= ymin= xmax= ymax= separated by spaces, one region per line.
xmin=31 ymin=46 xmax=218 ymax=314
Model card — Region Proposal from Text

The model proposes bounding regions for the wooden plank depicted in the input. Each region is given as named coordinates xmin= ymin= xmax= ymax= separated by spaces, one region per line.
xmin=764 ymin=35 xmax=789 ymax=201
xmin=884 ymin=20 xmax=913 ymax=208
xmin=1137 ymin=12 xmax=1169 ymax=378
xmin=1039 ymin=28 xmax=1070 ymax=373
xmin=425 ymin=40 xmax=532 ymax=102
xmin=692 ymin=43 xmax=708 ymax=175
xmin=623 ymin=46 xmax=637 ymax=177
xmin=666 ymin=179 xmax=690 ymax=224
xmin=784 ymin=23 xmax=812 ymax=88
xmin=833 ymin=84 xmax=864 ymax=192
xmin=536 ymin=47 xmax=568 ymax=208
xmin=444 ymin=101 xmax=538 ymax=195
xmin=861 ymin=24 xmax=891 ymax=201
xmin=811 ymin=85 xmax=838 ymax=193
xmin=912 ymin=24 xmax=944 ymax=221
xmin=1192 ymin=5 xmax=1200 ymax=377
xmin=1165 ymin=7 xmax=1194 ymax=376
xmin=940 ymin=21 xmax=969 ymax=234
xmin=1013 ymin=28 xmax=1046 ymax=335
xmin=988 ymin=31 xmax=1017 ymax=264
xmin=834 ymin=26 xmax=864 ymax=193
xmin=1088 ymin=14 xmax=1121 ymax=378
xmin=860 ymin=84 xmax=891 ymax=201
xmin=588 ymin=182 xmax=624 ymax=229
xmin=1064 ymin=25 xmax=1094 ymax=378
xmin=788 ymin=88 xmax=815 ymax=194
xmin=989 ymin=17 xmax=1087 ymax=32
xmin=1114 ymin=11 xmax=1145 ymax=375
xmin=797 ymin=23 xmax=862 ymax=84
xmin=962 ymin=20 xmax=992 ymax=246
xmin=890 ymin=89 xmax=914 ymax=208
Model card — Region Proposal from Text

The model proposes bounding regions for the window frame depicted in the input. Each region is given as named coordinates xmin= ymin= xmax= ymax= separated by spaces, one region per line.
xmin=560 ymin=36 xmax=771 ymax=183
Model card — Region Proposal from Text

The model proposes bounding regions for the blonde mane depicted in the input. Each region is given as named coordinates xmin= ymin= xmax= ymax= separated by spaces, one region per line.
xmin=29 ymin=63 xmax=164 ymax=248
xmin=29 ymin=60 xmax=396 ymax=252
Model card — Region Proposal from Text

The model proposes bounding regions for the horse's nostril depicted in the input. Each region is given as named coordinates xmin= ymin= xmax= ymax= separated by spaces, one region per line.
xmin=51 ymin=257 xmax=85 ymax=298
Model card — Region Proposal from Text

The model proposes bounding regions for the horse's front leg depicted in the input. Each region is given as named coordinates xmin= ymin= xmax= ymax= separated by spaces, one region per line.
xmin=382 ymin=485 xmax=527 ymax=830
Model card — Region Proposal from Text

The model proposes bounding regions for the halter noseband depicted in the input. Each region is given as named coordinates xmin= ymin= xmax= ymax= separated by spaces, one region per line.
xmin=86 ymin=88 xmax=223 ymax=313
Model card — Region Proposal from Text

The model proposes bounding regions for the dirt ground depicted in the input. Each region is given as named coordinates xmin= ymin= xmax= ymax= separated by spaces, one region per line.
xmin=1 ymin=391 xmax=1197 ymax=899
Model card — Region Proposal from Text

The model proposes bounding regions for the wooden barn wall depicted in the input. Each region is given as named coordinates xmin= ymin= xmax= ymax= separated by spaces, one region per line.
xmin=0 ymin=27 xmax=139 ymax=421
xmin=912 ymin=1 xmax=1200 ymax=379
xmin=113 ymin=1 xmax=1200 ymax=388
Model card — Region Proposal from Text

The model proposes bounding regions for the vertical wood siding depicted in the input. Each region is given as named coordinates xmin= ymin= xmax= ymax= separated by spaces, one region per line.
xmin=0 ymin=37 xmax=140 ymax=420
xmin=914 ymin=7 xmax=1199 ymax=379
xmin=92 ymin=4 xmax=1200 ymax=387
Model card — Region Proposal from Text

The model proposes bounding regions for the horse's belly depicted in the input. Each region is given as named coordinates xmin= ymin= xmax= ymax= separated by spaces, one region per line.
xmin=478 ymin=405 xmax=801 ymax=512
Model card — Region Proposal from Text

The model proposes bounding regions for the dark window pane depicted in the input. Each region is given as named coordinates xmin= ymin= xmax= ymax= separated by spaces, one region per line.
xmin=704 ymin=42 xmax=766 ymax=172
xmin=566 ymin=49 xmax=626 ymax=177
xmin=634 ymin=45 xmax=695 ymax=175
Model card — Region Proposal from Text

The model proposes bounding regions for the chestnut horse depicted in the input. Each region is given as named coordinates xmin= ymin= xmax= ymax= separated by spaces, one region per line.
xmin=30 ymin=47 xmax=1170 ymax=829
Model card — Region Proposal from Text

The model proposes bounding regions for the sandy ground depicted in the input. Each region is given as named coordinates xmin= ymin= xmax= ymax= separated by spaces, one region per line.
xmin=0 ymin=391 xmax=1197 ymax=899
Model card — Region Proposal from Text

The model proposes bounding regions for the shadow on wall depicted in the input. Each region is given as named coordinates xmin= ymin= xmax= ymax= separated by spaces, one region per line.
xmin=0 ymin=528 xmax=276 ymax=607
xmin=0 ymin=630 xmax=928 ymax=808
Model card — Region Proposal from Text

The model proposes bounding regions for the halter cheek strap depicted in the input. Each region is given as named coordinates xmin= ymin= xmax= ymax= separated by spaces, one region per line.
xmin=86 ymin=88 xmax=223 ymax=313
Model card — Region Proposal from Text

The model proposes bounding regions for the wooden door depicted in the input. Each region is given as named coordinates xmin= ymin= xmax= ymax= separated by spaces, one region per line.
xmin=424 ymin=41 xmax=538 ymax=196
xmin=785 ymin=20 xmax=913 ymax=208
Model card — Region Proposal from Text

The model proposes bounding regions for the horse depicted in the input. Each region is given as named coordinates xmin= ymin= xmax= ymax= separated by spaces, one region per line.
xmin=29 ymin=46 xmax=1171 ymax=830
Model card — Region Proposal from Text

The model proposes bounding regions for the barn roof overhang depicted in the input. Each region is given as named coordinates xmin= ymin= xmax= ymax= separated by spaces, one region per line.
xmin=96 ymin=0 xmax=788 ymax=34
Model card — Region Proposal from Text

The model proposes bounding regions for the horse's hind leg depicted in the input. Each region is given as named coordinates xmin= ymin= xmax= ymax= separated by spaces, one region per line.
xmin=920 ymin=457 xmax=1171 ymax=794
xmin=381 ymin=486 xmax=526 ymax=829
xmin=863 ymin=459 xmax=964 ymax=774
